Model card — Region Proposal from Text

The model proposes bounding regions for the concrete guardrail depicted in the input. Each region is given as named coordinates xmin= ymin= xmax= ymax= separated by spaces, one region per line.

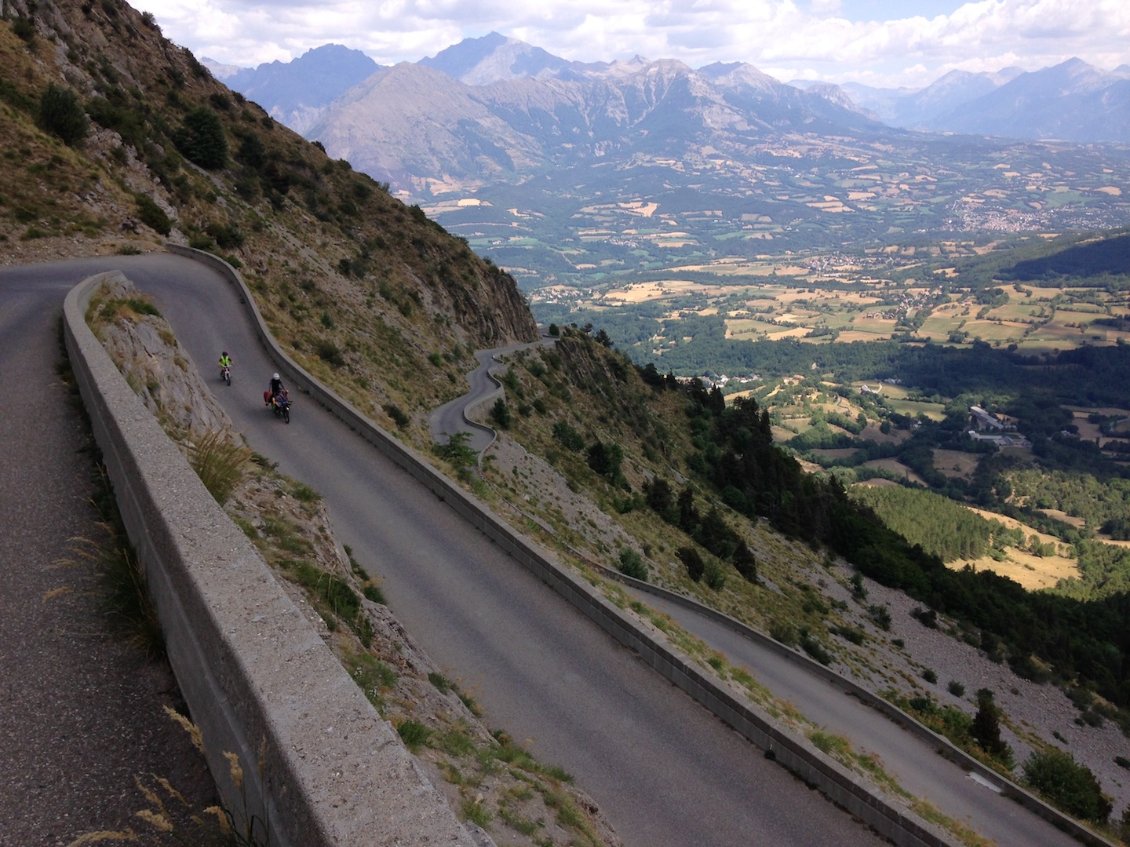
xmin=598 ymin=571 xmax=1112 ymax=847
xmin=63 ymin=270 xmax=484 ymax=847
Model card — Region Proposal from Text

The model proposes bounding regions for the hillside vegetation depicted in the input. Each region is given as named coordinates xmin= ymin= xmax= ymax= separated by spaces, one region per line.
xmin=5 ymin=1 xmax=1130 ymax=836
xmin=0 ymin=0 xmax=535 ymax=443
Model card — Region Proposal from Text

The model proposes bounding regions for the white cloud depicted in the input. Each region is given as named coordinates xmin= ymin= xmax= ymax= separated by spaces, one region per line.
xmin=132 ymin=0 xmax=1130 ymax=87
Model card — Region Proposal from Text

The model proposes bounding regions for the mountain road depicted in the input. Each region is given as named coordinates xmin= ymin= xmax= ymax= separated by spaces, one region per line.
xmin=2 ymin=251 xmax=1092 ymax=847
xmin=4 ymin=253 xmax=887 ymax=846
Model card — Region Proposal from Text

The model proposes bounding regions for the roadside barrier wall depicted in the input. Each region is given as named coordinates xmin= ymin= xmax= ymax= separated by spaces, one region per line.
xmin=63 ymin=271 xmax=483 ymax=847
xmin=600 ymin=572 xmax=1111 ymax=847
xmin=165 ymin=247 xmax=1110 ymax=847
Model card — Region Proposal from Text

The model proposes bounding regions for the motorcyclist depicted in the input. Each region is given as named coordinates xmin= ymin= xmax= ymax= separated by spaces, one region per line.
xmin=218 ymin=351 xmax=232 ymax=376
xmin=267 ymin=372 xmax=285 ymax=406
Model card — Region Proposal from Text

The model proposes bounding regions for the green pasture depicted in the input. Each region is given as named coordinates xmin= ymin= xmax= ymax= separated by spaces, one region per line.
xmin=886 ymin=397 xmax=948 ymax=421
xmin=961 ymin=319 xmax=1026 ymax=343
xmin=916 ymin=313 xmax=967 ymax=341
xmin=1053 ymin=308 xmax=1110 ymax=325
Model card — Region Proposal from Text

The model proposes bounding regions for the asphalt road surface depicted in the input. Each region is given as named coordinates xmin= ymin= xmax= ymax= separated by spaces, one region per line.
xmin=0 ymin=258 xmax=215 ymax=847
xmin=626 ymin=589 xmax=1082 ymax=847
xmin=115 ymin=252 xmax=888 ymax=847
xmin=3 ymin=252 xmax=1091 ymax=847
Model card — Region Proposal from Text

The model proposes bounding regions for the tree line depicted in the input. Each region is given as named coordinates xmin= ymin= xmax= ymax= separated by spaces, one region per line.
xmin=637 ymin=368 xmax=1130 ymax=709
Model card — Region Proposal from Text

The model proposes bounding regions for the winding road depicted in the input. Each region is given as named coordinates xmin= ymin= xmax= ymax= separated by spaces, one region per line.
xmin=2 ymin=252 xmax=1092 ymax=847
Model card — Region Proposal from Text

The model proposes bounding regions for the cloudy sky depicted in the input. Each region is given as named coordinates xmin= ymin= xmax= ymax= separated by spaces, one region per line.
xmin=132 ymin=0 xmax=1130 ymax=89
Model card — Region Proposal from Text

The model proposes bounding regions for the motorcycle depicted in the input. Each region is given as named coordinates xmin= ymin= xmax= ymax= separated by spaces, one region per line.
xmin=270 ymin=388 xmax=291 ymax=424
xmin=220 ymin=364 xmax=232 ymax=386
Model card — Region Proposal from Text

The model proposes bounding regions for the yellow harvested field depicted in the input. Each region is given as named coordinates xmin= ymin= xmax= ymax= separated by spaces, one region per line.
xmin=1037 ymin=508 xmax=1086 ymax=528
xmin=620 ymin=201 xmax=659 ymax=216
xmin=954 ymin=506 xmax=1080 ymax=589
xmin=959 ymin=550 xmax=1078 ymax=590
xmin=838 ymin=329 xmax=893 ymax=341
xmin=600 ymin=280 xmax=720 ymax=303
xmin=768 ymin=327 xmax=811 ymax=340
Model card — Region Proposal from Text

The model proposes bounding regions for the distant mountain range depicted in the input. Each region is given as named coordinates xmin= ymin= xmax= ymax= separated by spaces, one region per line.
xmin=818 ymin=58 xmax=1130 ymax=141
xmin=204 ymin=34 xmax=1130 ymax=288
xmin=208 ymin=32 xmax=895 ymax=193
xmin=207 ymin=36 xmax=1130 ymax=147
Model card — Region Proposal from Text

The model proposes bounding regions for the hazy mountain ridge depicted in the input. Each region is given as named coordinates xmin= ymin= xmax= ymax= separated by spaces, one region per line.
xmin=212 ymin=43 xmax=379 ymax=134
xmin=831 ymin=58 xmax=1130 ymax=141
xmin=302 ymin=36 xmax=892 ymax=194
xmin=223 ymin=33 xmax=1130 ymax=154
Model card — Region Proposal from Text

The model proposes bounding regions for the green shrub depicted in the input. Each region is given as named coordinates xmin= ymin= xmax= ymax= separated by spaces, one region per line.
xmin=552 ymin=420 xmax=585 ymax=451
xmin=435 ymin=432 xmax=477 ymax=479
xmin=383 ymin=404 xmax=410 ymax=428
xmin=12 ymin=16 xmax=35 ymax=43
xmin=316 ymin=340 xmax=345 ymax=367
xmin=39 ymin=85 xmax=89 ymax=146
xmin=833 ymin=625 xmax=866 ymax=645
xmin=677 ymin=546 xmax=705 ymax=582
xmin=703 ymin=559 xmax=726 ymax=590
xmin=972 ymin=689 xmax=1013 ymax=766
xmin=732 ymin=541 xmax=758 ymax=583
xmin=868 ymin=603 xmax=892 ymax=630
xmin=397 ymin=720 xmax=431 ymax=750
xmin=617 ymin=548 xmax=648 ymax=581
xmin=490 ymin=397 xmax=511 ymax=429
xmin=769 ymin=620 xmax=798 ymax=646
xmin=1023 ymin=749 xmax=1112 ymax=823
xmin=206 ymin=221 xmax=244 ymax=249
xmin=800 ymin=633 xmax=833 ymax=666
xmin=134 ymin=193 xmax=171 ymax=235
xmin=174 ymin=107 xmax=228 ymax=170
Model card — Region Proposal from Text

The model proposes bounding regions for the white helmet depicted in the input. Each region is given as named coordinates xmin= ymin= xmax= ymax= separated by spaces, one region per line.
xmin=273 ymin=373 xmax=279 ymax=380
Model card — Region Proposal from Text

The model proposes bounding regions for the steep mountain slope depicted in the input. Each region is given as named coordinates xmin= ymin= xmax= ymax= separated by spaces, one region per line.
xmin=309 ymin=62 xmax=546 ymax=191
xmin=0 ymin=0 xmax=536 ymax=442
xmin=218 ymin=43 xmax=380 ymax=133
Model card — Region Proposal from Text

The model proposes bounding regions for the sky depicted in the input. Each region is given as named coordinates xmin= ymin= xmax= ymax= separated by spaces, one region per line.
xmin=131 ymin=0 xmax=1130 ymax=90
